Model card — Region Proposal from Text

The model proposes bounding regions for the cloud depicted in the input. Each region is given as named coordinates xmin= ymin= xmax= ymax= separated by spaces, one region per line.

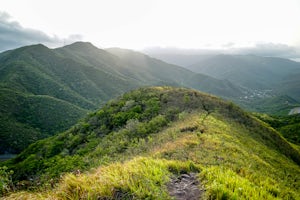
xmin=143 ymin=46 xmax=222 ymax=55
xmin=0 ymin=12 xmax=83 ymax=52
xmin=144 ymin=43 xmax=300 ymax=60
xmin=230 ymin=43 xmax=300 ymax=59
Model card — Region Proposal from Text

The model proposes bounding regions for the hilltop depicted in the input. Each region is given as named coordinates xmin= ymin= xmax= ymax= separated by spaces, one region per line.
xmin=2 ymin=87 xmax=299 ymax=199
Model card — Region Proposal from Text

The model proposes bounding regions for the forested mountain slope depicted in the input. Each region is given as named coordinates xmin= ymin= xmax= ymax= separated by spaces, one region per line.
xmin=107 ymin=48 xmax=244 ymax=98
xmin=0 ymin=43 xmax=243 ymax=154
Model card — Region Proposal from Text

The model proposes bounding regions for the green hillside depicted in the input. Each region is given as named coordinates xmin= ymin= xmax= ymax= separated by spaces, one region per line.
xmin=2 ymin=87 xmax=299 ymax=199
xmin=107 ymin=48 xmax=244 ymax=98
xmin=186 ymin=54 xmax=300 ymax=91
xmin=146 ymin=52 xmax=300 ymax=115
xmin=0 ymin=43 xmax=243 ymax=154
xmin=181 ymin=54 xmax=300 ymax=114
xmin=238 ymin=95 xmax=300 ymax=116
xmin=278 ymin=72 xmax=300 ymax=101
xmin=255 ymin=113 xmax=300 ymax=145
xmin=0 ymin=88 xmax=87 ymax=154
xmin=0 ymin=43 xmax=136 ymax=153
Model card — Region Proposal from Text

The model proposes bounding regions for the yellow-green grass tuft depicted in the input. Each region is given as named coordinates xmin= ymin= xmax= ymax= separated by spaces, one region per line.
xmin=4 ymin=157 xmax=200 ymax=200
xmin=200 ymin=166 xmax=296 ymax=200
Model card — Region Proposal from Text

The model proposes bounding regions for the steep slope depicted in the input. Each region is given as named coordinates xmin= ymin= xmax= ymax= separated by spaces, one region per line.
xmin=143 ymin=47 xmax=215 ymax=66
xmin=0 ymin=87 xmax=87 ymax=154
xmin=180 ymin=54 xmax=300 ymax=115
xmin=0 ymin=43 xmax=138 ymax=154
xmin=255 ymin=113 xmax=300 ymax=145
xmin=107 ymin=48 xmax=244 ymax=98
xmin=0 ymin=43 xmax=245 ymax=154
xmin=54 ymin=42 xmax=140 ymax=100
xmin=187 ymin=54 xmax=300 ymax=95
xmin=2 ymin=87 xmax=300 ymax=199
xmin=146 ymin=52 xmax=300 ymax=115
xmin=0 ymin=44 xmax=96 ymax=109
xmin=240 ymin=95 xmax=300 ymax=115
xmin=278 ymin=72 xmax=300 ymax=101
xmin=106 ymin=47 xmax=192 ymax=84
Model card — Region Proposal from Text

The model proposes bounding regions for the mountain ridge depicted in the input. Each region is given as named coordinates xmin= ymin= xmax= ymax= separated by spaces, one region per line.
xmin=2 ymin=87 xmax=300 ymax=199
xmin=146 ymin=51 xmax=300 ymax=114
xmin=0 ymin=42 xmax=243 ymax=154
xmin=187 ymin=54 xmax=300 ymax=90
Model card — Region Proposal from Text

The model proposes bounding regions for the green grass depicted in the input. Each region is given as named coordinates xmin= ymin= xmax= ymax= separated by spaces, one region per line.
xmin=254 ymin=113 xmax=300 ymax=145
xmin=5 ymin=158 xmax=199 ymax=199
xmin=201 ymin=167 xmax=282 ymax=200
xmin=2 ymin=87 xmax=300 ymax=199
xmin=240 ymin=95 xmax=300 ymax=116
xmin=139 ymin=112 xmax=300 ymax=199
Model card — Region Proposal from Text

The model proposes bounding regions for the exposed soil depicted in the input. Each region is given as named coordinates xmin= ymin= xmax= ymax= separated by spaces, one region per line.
xmin=167 ymin=173 xmax=203 ymax=200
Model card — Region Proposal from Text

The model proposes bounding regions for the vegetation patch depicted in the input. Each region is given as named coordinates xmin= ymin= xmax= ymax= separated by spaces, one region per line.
xmin=4 ymin=158 xmax=200 ymax=200
xmin=2 ymin=87 xmax=300 ymax=199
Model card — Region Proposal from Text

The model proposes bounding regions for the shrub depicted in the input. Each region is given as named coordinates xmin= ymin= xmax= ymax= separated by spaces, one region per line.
xmin=0 ymin=166 xmax=14 ymax=195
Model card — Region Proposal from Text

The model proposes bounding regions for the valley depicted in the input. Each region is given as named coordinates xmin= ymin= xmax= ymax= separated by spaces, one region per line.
xmin=147 ymin=51 xmax=300 ymax=115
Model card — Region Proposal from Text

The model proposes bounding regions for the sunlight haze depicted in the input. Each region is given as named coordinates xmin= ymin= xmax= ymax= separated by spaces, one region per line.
xmin=1 ymin=0 xmax=300 ymax=50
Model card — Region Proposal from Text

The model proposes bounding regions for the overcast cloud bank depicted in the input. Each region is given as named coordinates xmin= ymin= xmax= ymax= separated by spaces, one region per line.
xmin=1 ymin=11 xmax=300 ymax=61
xmin=0 ymin=12 xmax=82 ymax=52
xmin=144 ymin=43 xmax=300 ymax=61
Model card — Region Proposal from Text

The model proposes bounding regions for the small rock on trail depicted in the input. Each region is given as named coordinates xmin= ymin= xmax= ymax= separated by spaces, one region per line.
xmin=167 ymin=173 xmax=203 ymax=200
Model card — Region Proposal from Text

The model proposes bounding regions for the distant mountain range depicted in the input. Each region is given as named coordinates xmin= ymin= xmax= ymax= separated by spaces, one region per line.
xmin=187 ymin=54 xmax=300 ymax=91
xmin=105 ymin=48 xmax=243 ymax=98
xmin=147 ymin=51 xmax=300 ymax=114
xmin=1 ymin=42 xmax=300 ymax=154
xmin=0 ymin=42 xmax=242 ymax=154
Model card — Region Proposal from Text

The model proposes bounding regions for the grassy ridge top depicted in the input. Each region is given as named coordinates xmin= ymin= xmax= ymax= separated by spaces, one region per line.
xmin=2 ymin=87 xmax=300 ymax=199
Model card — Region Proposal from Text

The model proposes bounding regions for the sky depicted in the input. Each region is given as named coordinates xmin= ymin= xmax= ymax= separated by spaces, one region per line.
xmin=1 ymin=0 xmax=300 ymax=58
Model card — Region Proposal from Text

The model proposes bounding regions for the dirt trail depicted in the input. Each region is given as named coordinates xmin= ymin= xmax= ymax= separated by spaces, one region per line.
xmin=167 ymin=173 xmax=203 ymax=200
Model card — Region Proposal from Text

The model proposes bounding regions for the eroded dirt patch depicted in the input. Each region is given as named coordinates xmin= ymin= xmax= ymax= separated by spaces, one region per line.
xmin=167 ymin=173 xmax=203 ymax=200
